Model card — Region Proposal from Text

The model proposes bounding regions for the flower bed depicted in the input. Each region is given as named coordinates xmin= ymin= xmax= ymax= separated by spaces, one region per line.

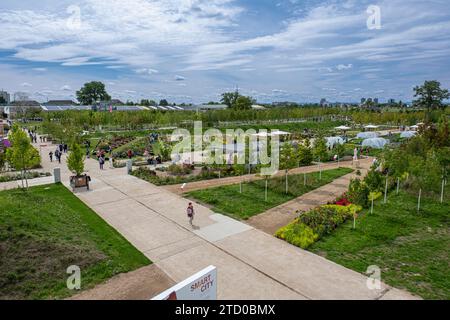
xmin=275 ymin=204 xmax=362 ymax=249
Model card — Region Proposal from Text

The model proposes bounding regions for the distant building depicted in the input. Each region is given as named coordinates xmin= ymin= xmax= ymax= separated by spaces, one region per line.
xmin=183 ymin=104 xmax=228 ymax=111
xmin=10 ymin=100 xmax=41 ymax=107
xmin=0 ymin=90 xmax=10 ymax=104
xmin=43 ymin=100 xmax=77 ymax=106
xmin=13 ymin=92 xmax=30 ymax=102
xmin=110 ymin=99 xmax=124 ymax=105
xmin=388 ymin=99 xmax=396 ymax=105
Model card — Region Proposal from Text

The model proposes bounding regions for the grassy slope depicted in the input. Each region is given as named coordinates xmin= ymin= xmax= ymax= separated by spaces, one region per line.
xmin=309 ymin=192 xmax=450 ymax=300
xmin=187 ymin=167 xmax=353 ymax=220
xmin=0 ymin=184 xmax=150 ymax=299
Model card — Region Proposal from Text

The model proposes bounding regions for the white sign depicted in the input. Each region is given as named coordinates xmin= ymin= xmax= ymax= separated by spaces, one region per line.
xmin=152 ymin=265 xmax=217 ymax=300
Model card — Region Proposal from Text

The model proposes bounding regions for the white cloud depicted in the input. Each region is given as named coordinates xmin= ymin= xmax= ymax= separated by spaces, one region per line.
xmin=60 ymin=85 xmax=71 ymax=91
xmin=135 ymin=68 xmax=159 ymax=75
xmin=336 ymin=64 xmax=353 ymax=71
xmin=21 ymin=82 xmax=32 ymax=87
xmin=175 ymin=75 xmax=186 ymax=81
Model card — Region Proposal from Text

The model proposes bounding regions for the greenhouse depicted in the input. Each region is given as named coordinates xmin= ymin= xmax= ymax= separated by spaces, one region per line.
xmin=362 ymin=138 xmax=388 ymax=149
xmin=356 ymin=132 xmax=379 ymax=139
xmin=400 ymin=131 xmax=417 ymax=139
xmin=326 ymin=137 xmax=345 ymax=148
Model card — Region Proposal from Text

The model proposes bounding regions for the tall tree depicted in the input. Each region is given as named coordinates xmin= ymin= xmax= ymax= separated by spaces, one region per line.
xmin=413 ymin=80 xmax=449 ymax=111
xmin=234 ymin=96 xmax=253 ymax=110
xmin=221 ymin=91 xmax=239 ymax=108
xmin=6 ymin=124 xmax=40 ymax=189
xmin=221 ymin=91 xmax=254 ymax=110
xmin=159 ymin=99 xmax=169 ymax=106
xmin=76 ymin=81 xmax=111 ymax=105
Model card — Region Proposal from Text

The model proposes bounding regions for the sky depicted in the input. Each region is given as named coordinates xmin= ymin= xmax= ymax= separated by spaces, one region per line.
xmin=0 ymin=0 xmax=450 ymax=104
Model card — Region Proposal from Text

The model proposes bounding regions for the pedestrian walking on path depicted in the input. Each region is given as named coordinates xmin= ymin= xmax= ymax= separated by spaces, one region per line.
xmin=49 ymin=151 xmax=53 ymax=162
xmin=99 ymin=155 xmax=105 ymax=170
xmin=55 ymin=149 xmax=61 ymax=164
xmin=187 ymin=202 xmax=195 ymax=226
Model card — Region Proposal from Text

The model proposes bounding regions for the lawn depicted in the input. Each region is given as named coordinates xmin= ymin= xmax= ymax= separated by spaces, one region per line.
xmin=309 ymin=192 xmax=450 ymax=300
xmin=187 ymin=167 xmax=353 ymax=220
xmin=0 ymin=183 xmax=150 ymax=299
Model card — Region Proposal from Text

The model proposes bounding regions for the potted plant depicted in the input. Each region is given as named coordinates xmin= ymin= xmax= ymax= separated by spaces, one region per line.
xmin=67 ymin=142 xmax=90 ymax=191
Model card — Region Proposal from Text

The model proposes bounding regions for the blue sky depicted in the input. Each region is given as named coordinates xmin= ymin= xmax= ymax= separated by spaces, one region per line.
xmin=0 ymin=0 xmax=449 ymax=104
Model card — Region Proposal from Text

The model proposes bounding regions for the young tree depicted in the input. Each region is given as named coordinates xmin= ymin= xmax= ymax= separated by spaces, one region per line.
xmin=313 ymin=135 xmax=328 ymax=162
xmin=76 ymin=81 xmax=111 ymax=105
xmin=334 ymin=143 xmax=346 ymax=160
xmin=5 ymin=124 xmax=40 ymax=189
xmin=413 ymin=80 xmax=449 ymax=112
xmin=67 ymin=142 xmax=85 ymax=176
xmin=297 ymin=138 xmax=313 ymax=166
xmin=280 ymin=142 xmax=298 ymax=193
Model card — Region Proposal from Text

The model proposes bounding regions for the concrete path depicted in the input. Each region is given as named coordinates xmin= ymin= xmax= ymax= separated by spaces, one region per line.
xmin=32 ymin=139 xmax=418 ymax=300
xmin=164 ymin=158 xmax=359 ymax=195
xmin=247 ymin=158 xmax=373 ymax=234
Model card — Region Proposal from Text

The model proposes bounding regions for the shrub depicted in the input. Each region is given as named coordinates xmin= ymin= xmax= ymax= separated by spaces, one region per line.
xmin=368 ymin=191 xmax=382 ymax=201
xmin=167 ymin=164 xmax=192 ymax=176
xmin=365 ymin=167 xmax=384 ymax=192
xmin=275 ymin=222 xmax=318 ymax=249
xmin=347 ymin=178 xmax=370 ymax=208
xmin=276 ymin=204 xmax=362 ymax=249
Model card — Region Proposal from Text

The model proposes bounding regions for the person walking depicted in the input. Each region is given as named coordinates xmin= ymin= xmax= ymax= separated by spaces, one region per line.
xmin=99 ymin=155 xmax=105 ymax=170
xmin=55 ymin=149 xmax=61 ymax=164
xmin=49 ymin=151 xmax=53 ymax=162
xmin=187 ymin=203 xmax=195 ymax=226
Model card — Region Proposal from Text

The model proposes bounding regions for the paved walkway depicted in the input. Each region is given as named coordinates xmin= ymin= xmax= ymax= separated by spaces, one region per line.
xmin=31 ymin=139 xmax=418 ymax=300
xmin=247 ymin=158 xmax=373 ymax=234
xmin=164 ymin=158 xmax=359 ymax=195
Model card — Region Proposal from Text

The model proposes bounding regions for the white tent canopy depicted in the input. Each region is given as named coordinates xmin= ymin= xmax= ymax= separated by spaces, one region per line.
xmin=335 ymin=125 xmax=351 ymax=131
xmin=400 ymin=131 xmax=417 ymax=139
xmin=326 ymin=137 xmax=345 ymax=148
xmin=357 ymin=132 xmax=379 ymax=139
xmin=364 ymin=124 xmax=380 ymax=129
xmin=362 ymin=138 xmax=388 ymax=149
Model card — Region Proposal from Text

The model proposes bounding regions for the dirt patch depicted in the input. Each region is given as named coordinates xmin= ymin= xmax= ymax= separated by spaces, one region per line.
xmin=68 ymin=264 xmax=175 ymax=300
xmin=0 ymin=234 xmax=106 ymax=299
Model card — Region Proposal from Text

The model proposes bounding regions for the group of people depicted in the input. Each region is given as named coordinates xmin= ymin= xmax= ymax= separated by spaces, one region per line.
xmin=48 ymin=144 xmax=68 ymax=163
xmin=26 ymin=129 xmax=38 ymax=143
xmin=143 ymin=149 xmax=162 ymax=165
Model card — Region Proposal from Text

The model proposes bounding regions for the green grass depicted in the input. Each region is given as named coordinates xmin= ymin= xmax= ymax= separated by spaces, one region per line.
xmin=187 ymin=167 xmax=353 ymax=220
xmin=0 ymin=183 xmax=150 ymax=299
xmin=309 ymin=192 xmax=450 ymax=300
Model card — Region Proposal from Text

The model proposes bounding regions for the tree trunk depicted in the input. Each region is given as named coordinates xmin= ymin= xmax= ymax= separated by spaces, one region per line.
xmin=24 ymin=168 xmax=29 ymax=190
